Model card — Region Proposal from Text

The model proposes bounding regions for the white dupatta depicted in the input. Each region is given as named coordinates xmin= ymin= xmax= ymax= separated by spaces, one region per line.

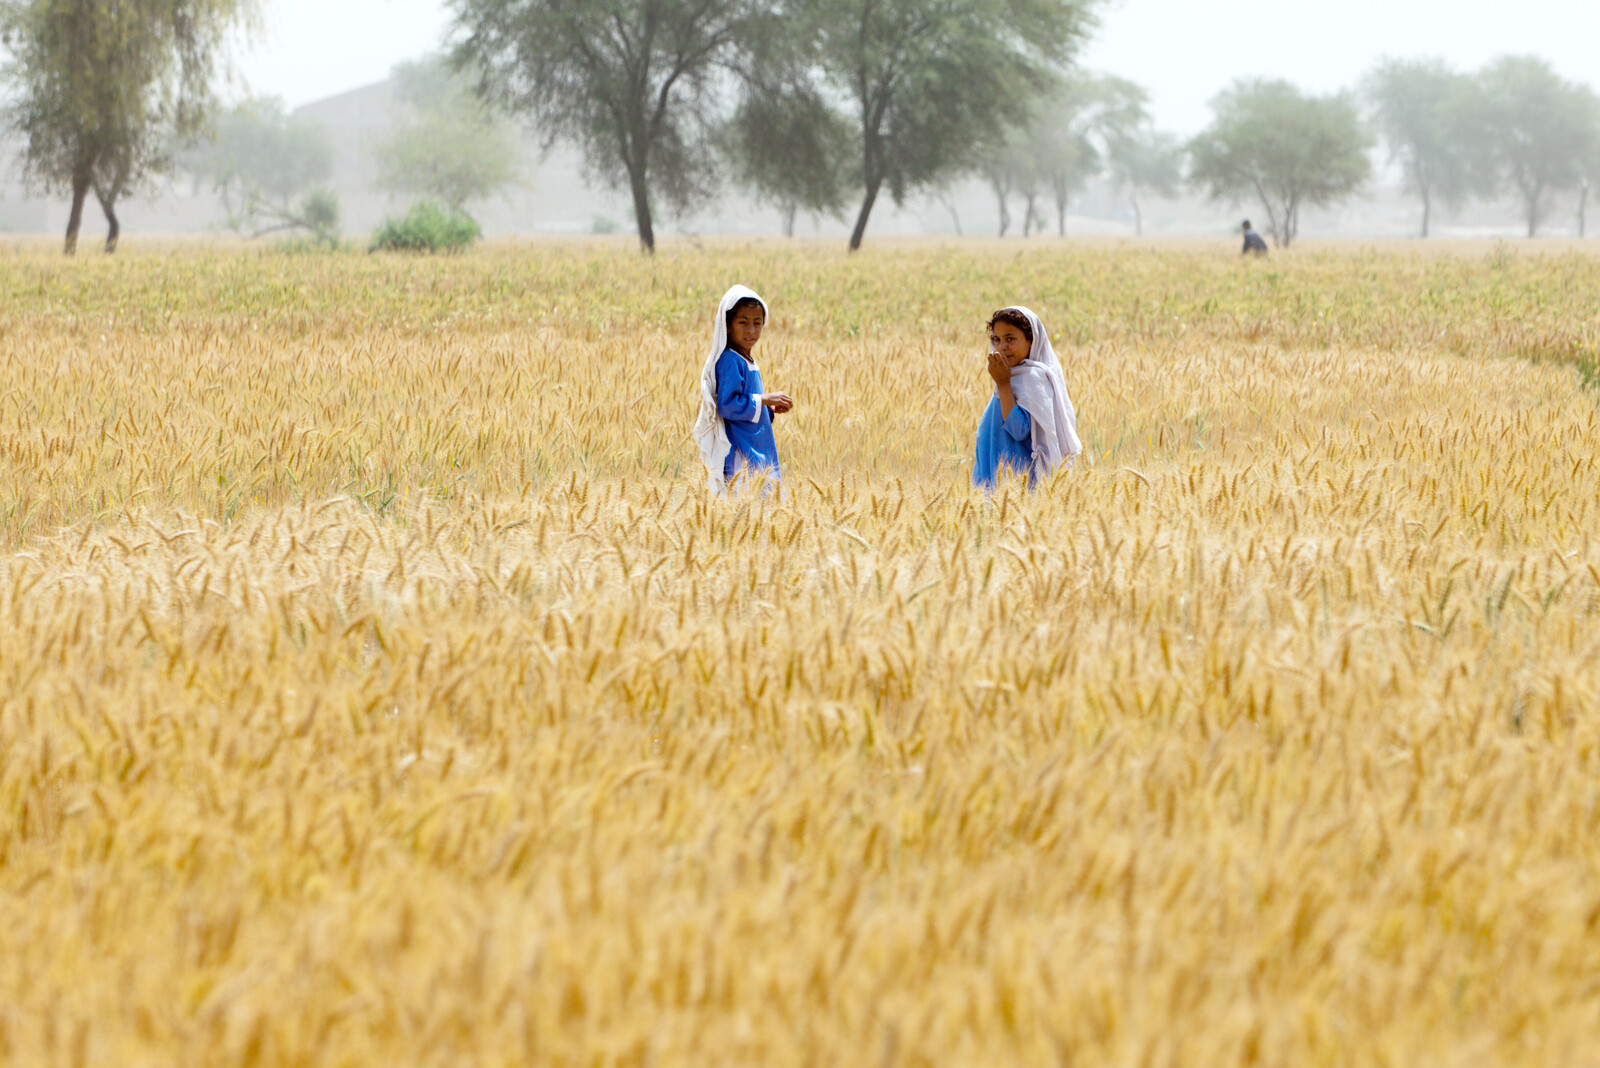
xmin=1003 ymin=305 xmax=1082 ymax=477
xmin=693 ymin=285 xmax=767 ymax=493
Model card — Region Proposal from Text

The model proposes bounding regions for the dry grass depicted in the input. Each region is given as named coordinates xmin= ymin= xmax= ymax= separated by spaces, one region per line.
xmin=1 ymin=238 xmax=1599 ymax=1066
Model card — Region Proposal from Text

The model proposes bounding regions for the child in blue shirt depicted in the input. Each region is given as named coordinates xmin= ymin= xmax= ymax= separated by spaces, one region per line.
xmin=972 ymin=306 xmax=1082 ymax=489
xmin=693 ymin=285 xmax=794 ymax=492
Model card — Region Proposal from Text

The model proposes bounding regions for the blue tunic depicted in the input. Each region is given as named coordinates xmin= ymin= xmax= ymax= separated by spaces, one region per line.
xmin=972 ymin=395 xmax=1034 ymax=488
xmin=715 ymin=348 xmax=781 ymax=480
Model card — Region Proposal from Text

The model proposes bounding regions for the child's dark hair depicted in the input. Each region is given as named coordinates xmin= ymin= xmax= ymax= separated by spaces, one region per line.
xmin=987 ymin=308 xmax=1032 ymax=342
xmin=726 ymin=297 xmax=765 ymax=327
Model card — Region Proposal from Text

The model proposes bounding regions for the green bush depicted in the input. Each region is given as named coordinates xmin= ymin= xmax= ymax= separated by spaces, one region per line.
xmin=275 ymin=235 xmax=356 ymax=255
xmin=369 ymin=200 xmax=481 ymax=253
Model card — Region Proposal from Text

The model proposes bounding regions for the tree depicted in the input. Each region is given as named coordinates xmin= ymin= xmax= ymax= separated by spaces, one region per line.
xmin=801 ymin=0 xmax=1097 ymax=251
xmin=1188 ymin=79 xmax=1372 ymax=248
xmin=0 ymin=0 xmax=258 ymax=255
xmin=448 ymin=0 xmax=763 ymax=253
xmin=1036 ymin=74 xmax=1147 ymax=236
xmin=720 ymin=81 xmax=852 ymax=236
xmin=182 ymin=97 xmax=340 ymax=241
xmin=1475 ymin=56 xmax=1600 ymax=238
xmin=1363 ymin=58 xmax=1486 ymax=237
xmin=373 ymin=55 xmax=521 ymax=215
xmin=1579 ymin=143 xmax=1600 ymax=238
xmin=981 ymin=73 xmax=1152 ymax=240
xmin=979 ymin=134 xmax=1030 ymax=236
xmin=1105 ymin=128 xmax=1181 ymax=236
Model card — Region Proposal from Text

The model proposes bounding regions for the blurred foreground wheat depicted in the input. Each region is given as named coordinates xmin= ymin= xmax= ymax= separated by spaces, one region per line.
xmin=1 ymin=239 xmax=1598 ymax=1066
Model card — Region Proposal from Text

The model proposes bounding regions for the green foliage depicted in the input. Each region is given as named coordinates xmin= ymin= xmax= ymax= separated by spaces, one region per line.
xmin=796 ymin=0 xmax=1098 ymax=250
xmin=185 ymin=97 xmax=332 ymax=204
xmin=275 ymin=233 xmax=356 ymax=255
xmin=1040 ymin=74 xmax=1153 ymax=236
xmin=1188 ymin=79 xmax=1372 ymax=247
xmin=1363 ymin=58 xmax=1488 ymax=236
xmin=373 ymin=55 xmax=521 ymax=213
xmin=720 ymin=83 xmax=853 ymax=235
xmin=1474 ymin=56 xmax=1600 ymax=237
xmin=1105 ymin=128 xmax=1182 ymax=236
xmin=449 ymin=0 xmax=766 ymax=252
xmin=979 ymin=73 xmax=1166 ymax=238
xmin=0 ymin=0 xmax=259 ymax=254
xmin=182 ymin=97 xmax=340 ymax=241
xmin=369 ymin=200 xmax=482 ymax=253
xmin=979 ymin=133 xmax=1040 ymax=237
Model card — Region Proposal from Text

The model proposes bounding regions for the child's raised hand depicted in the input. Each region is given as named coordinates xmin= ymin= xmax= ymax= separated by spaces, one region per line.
xmin=986 ymin=352 xmax=1013 ymax=385
xmin=763 ymin=393 xmax=794 ymax=414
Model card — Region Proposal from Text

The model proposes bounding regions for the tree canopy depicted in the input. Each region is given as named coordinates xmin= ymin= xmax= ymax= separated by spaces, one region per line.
xmin=1475 ymin=56 xmax=1600 ymax=237
xmin=1189 ymin=79 xmax=1371 ymax=247
xmin=719 ymin=81 xmax=853 ymax=236
xmin=1037 ymin=74 xmax=1150 ymax=236
xmin=801 ymin=0 xmax=1098 ymax=250
xmin=0 ymin=0 xmax=258 ymax=254
xmin=1105 ymin=127 xmax=1181 ymax=236
xmin=373 ymin=55 xmax=522 ymax=216
xmin=448 ymin=0 xmax=764 ymax=252
xmin=1364 ymin=58 xmax=1487 ymax=237
xmin=182 ymin=97 xmax=339 ymax=241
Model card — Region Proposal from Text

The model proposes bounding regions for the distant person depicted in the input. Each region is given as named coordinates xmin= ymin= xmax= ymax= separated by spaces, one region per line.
xmin=1241 ymin=219 xmax=1269 ymax=256
xmin=973 ymin=306 xmax=1082 ymax=490
xmin=693 ymin=285 xmax=794 ymax=494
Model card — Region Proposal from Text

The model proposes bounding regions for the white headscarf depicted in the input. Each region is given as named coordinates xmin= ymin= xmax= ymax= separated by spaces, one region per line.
xmin=1002 ymin=305 xmax=1082 ymax=476
xmin=693 ymin=285 xmax=767 ymax=493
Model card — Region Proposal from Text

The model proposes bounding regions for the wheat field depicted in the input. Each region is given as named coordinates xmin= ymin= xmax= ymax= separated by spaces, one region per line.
xmin=1 ymin=238 xmax=1598 ymax=1066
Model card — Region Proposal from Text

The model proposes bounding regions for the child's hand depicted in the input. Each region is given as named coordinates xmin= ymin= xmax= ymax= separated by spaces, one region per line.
xmin=986 ymin=352 xmax=1013 ymax=385
xmin=763 ymin=393 xmax=794 ymax=414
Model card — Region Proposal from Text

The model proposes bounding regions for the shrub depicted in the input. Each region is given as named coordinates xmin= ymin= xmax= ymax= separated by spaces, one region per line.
xmin=369 ymin=200 xmax=481 ymax=253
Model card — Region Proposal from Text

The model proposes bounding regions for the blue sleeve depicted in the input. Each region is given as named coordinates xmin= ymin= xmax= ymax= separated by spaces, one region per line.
xmin=1002 ymin=405 xmax=1031 ymax=442
xmin=715 ymin=350 xmax=760 ymax=423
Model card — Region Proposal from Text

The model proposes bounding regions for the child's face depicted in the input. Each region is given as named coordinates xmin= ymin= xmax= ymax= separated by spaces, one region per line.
xmin=989 ymin=322 xmax=1031 ymax=367
xmin=728 ymin=305 xmax=765 ymax=354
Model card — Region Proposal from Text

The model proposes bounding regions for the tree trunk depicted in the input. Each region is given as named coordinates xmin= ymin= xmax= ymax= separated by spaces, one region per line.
xmin=1129 ymin=190 xmax=1142 ymax=237
xmin=64 ymin=175 xmax=90 ymax=257
xmin=97 ymin=189 xmax=121 ymax=254
xmin=1420 ymin=187 xmax=1430 ymax=238
xmin=847 ymin=176 xmax=880 ymax=252
xmin=1579 ymin=179 xmax=1589 ymax=239
xmin=1524 ymin=183 xmax=1541 ymax=238
xmin=940 ymin=196 xmax=963 ymax=236
xmin=627 ymin=160 xmax=655 ymax=253
xmin=1252 ymin=182 xmax=1281 ymax=248
xmin=988 ymin=177 xmax=1010 ymax=237
xmin=781 ymin=202 xmax=797 ymax=238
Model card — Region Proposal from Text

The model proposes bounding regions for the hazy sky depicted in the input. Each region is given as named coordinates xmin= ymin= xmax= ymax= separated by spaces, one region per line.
xmin=237 ymin=0 xmax=1600 ymax=134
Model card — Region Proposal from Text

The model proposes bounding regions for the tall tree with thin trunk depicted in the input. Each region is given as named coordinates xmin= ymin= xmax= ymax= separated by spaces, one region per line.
xmin=1035 ymin=73 xmax=1146 ymax=236
xmin=1474 ymin=56 xmax=1600 ymax=238
xmin=449 ymin=0 xmax=764 ymax=253
xmin=720 ymin=80 xmax=852 ymax=236
xmin=800 ymin=0 xmax=1097 ymax=251
xmin=1363 ymin=58 xmax=1485 ymax=237
xmin=1105 ymin=128 xmax=1180 ymax=236
xmin=374 ymin=55 xmax=522 ymax=216
xmin=0 ymin=0 xmax=257 ymax=255
xmin=1188 ymin=79 xmax=1371 ymax=248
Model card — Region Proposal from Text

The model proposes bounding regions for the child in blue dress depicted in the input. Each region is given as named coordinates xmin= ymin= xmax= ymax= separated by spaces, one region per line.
xmin=693 ymin=285 xmax=794 ymax=493
xmin=972 ymin=306 xmax=1082 ymax=489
